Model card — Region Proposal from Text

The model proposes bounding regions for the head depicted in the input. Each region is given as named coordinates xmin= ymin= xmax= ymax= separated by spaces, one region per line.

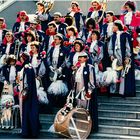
xmin=0 ymin=18 xmax=4 ymax=29
xmin=106 ymin=11 xmax=114 ymax=22
xmin=78 ymin=55 xmax=88 ymax=63
xmin=19 ymin=11 xmax=27 ymax=22
xmin=30 ymin=22 xmax=38 ymax=30
xmin=124 ymin=1 xmax=136 ymax=12
xmin=48 ymin=22 xmax=57 ymax=33
xmin=74 ymin=40 xmax=84 ymax=52
xmin=91 ymin=30 xmax=100 ymax=41
xmin=86 ymin=18 xmax=96 ymax=30
xmin=54 ymin=34 xmax=63 ymax=45
xmin=25 ymin=31 xmax=36 ymax=43
xmin=5 ymin=32 xmax=14 ymax=43
xmin=30 ymin=41 xmax=39 ymax=54
xmin=91 ymin=0 xmax=100 ymax=10
xmin=113 ymin=20 xmax=124 ymax=32
xmin=37 ymin=3 xmax=45 ymax=12
xmin=71 ymin=1 xmax=79 ymax=10
xmin=6 ymin=55 xmax=16 ymax=65
xmin=20 ymin=52 xmax=30 ymax=64
xmin=66 ymin=26 xmax=77 ymax=36
xmin=54 ymin=12 xmax=62 ymax=23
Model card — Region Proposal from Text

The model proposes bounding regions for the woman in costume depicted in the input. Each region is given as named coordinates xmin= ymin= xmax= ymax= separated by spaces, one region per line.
xmin=47 ymin=33 xmax=69 ymax=107
xmin=0 ymin=17 xmax=8 ymax=45
xmin=88 ymin=30 xmax=104 ymax=71
xmin=0 ymin=31 xmax=15 ymax=56
xmin=64 ymin=26 xmax=78 ymax=52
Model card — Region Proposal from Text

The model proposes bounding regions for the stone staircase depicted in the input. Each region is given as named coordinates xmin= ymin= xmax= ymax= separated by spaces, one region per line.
xmin=0 ymin=80 xmax=140 ymax=139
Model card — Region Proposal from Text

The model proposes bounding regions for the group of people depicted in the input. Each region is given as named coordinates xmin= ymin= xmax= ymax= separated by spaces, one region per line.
xmin=0 ymin=0 xmax=139 ymax=138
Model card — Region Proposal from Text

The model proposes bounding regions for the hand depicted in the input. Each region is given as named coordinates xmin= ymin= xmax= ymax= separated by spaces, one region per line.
xmin=110 ymin=56 xmax=114 ymax=61
xmin=71 ymin=66 xmax=77 ymax=71
xmin=125 ymin=57 xmax=130 ymax=65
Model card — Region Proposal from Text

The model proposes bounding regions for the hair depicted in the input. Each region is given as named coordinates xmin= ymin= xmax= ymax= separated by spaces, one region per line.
xmin=67 ymin=27 xmax=77 ymax=36
xmin=125 ymin=1 xmax=136 ymax=11
xmin=86 ymin=18 xmax=96 ymax=29
xmin=74 ymin=41 xmax=84 ymax=52
xmin=55 ymin=35 xmax=63 ymax=44
xmin=91 ymin=29 xmax=100 ymax=40
xmin=114 ymin=23 xmax=123 ymax=31
xmin=6 ymin=57 xmax=16 ymax=65
xmin=48 ymin=23 xmax=57 ymax=28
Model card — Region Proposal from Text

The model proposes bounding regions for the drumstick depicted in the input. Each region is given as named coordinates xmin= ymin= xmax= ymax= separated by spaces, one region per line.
xmin=70 ymin=117 xmax=81 ymax=140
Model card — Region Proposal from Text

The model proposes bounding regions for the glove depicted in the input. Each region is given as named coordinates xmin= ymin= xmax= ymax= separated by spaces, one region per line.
xmin=85 ymin=92 xmax=92 ymax=100
xmin=49 ymin=66 xmax=55 ymax=72
xmin=57 ymin=67 xmax=62 ymax=74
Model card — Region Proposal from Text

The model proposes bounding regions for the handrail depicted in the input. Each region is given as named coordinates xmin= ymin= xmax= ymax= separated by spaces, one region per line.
xmin=0 ymin=0 xmax=16 ymax=13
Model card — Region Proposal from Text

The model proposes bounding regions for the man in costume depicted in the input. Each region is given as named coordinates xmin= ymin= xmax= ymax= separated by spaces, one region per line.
xmin=108 ymin=20 xmax=135 ymax=97
xmin=18 ymin=52 xmax=39 ymax=138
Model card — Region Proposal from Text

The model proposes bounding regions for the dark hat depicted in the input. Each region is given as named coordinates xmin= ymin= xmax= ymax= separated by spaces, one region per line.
xmin=20 ymin=52 xmax=30 ymax=61
xmin=78 ymin=52 xmax=88 ymax=58
xmin=24 ymin=30 xmax=36 ymax=41
xmin=124 ymin=1 xmax=136 ymax=11
xmin=0 ymin=17 xmax=5 ymax=22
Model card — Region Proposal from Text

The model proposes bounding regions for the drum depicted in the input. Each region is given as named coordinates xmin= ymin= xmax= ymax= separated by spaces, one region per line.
xmin=54 ymin=107 xmax=92 ymax=139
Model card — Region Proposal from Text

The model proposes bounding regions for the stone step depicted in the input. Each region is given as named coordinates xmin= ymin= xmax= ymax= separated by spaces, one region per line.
xmin=40 ymin=120 xmax=54 ymax=130
xmin=40 ymin=129 xmax=64 ymax=139
xmin=98 ymin=96 xmax=140 ymax=104
xmin=135 ymin=80 xmax=140 ymax=85
xmin=99 ymin=110 xmax=140 ymax=119
xmin=99 ymin=117 xmax=140 ymax=127
xmin=0 ymin=128 xmax=21 ymax=134
xmin=39 ymin=114 xmax=55 ymax=122
xmin=98 ymin=103 xmax=140 ymax=111
xmin=99 ymin=125 xmax=140 ymax=136
xmin=89 ymin=133 xmax=140 ymax=139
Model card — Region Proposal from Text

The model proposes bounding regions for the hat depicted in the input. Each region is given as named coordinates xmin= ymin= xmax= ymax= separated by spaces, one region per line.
xmin=124 ymin=1 xmax=136 ymax=11
xmin=36 ymin=1 xmax=45 ymax=7
xmin=78 ymin=52 xmax=88 ymax=57
xmin=48 ymin=21 xmax=57 ymax=27
xmin=20 ymin=52 xmax=30 ymax=61
xmin=5 ymin=31 xmax=13 ymax=37
xmin=6 ymin=55 xmax=16 ymax=64
xmin=19 ymin=11 xmax=27 ymax=16
xmin=24 ymin=30 xmax=36 ymax=40
xmin=114 ymin=20 xmax=124 ymax=30
xmin=54 ymin=12 xmax=62 ymax=17
xmin=71 ymin=1 xmax=79 ymax=6
xmin=0 ymin=17 xmax=5 ymax=22
xmin=91 ymin=0 xmax=100 ymax=4
xmin=55 ymin=33 xmax=63 ymax=40
xmin=66 ymin=26 xmax=77 ymax=33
